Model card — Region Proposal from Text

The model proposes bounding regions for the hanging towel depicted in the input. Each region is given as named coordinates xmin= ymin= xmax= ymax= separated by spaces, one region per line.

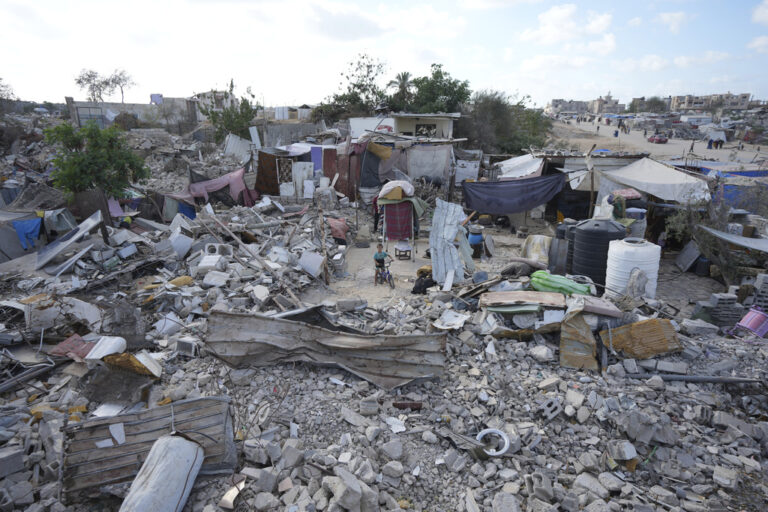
xmin=12 ymin=218 xmax=42 ymax=250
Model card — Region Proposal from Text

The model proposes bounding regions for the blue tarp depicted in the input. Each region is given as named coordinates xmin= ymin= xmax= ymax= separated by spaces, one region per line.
xmin=462 ymin=174 xmax=566 ymax=215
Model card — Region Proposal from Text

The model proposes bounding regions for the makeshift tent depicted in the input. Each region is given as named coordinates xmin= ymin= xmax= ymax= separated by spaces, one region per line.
xmin=496 ymin=154 xmax=544 ymax=180
xmin=599 ymin=158 xmax=710 ymax=203
xmin=462 ymin=174 xmax=566 ymax=215
xmin=169 ymin=168 xmax=257 ymax=207
xmin=406 ymin=145 xmax=452 ymax=182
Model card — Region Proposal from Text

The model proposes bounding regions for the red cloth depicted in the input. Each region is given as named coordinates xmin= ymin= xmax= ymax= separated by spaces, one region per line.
xmin=382 ymin=202 xmax=413 ymax=241
xmin=327 ymin=217 xmax=349 ymax=240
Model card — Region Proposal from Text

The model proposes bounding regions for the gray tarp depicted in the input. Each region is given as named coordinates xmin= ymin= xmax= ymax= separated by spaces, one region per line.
xmin=462 ymin=174 xmax=565 ymax=215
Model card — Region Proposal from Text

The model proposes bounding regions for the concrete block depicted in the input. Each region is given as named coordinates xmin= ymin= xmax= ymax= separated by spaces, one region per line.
xmin=169 ymin=233 xmax=193 ymax=259
xmin=117 ymin=243 xmax=138 ymax=259
xmin=656 ymin=361 xmax=689 ymax=374
xmin=241 ymin=467 xmax=278 ymax=493
xmin=202 ymin=270 xmax=230 ymax=287
xmin=492 ymin=492 xmax=521 ymax=512
xmin=607 ymin=440 xmax=637 ymax=461
xmin=328 ymin=467 xmax=362 ymax=509
xmin=205 ymin=243 xmax=234 ymax=257
xmin=565 ymin=389 xmax=585 ymax=408
xmin=681 ymin=318 xmax=719 ymax=336
xmin=538 ymin=398 xmax=562 ymax=422
xmin=0 ymin=446 xmax=24 ymax=479
xmin=196 ymin=254 xmax=226 ymax=275
xmin=538 ymin=376 xmax=561 ymax=390
xmin=713 ymin=466 xmax=739 ymax=489
xmin=573 ymin=473 xmax=609 ymax=499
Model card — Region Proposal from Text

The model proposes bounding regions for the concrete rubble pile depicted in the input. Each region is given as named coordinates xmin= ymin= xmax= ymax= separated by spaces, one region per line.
xmin=0 ymin=119 xmax=766 ymax=511
xmin=122 ymin=129 xmax=247 ymax=195
xmin=1 ymin=241 xmax=767 ymax=511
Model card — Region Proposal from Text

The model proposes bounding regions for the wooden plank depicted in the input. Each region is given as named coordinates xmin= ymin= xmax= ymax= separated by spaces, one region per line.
xmin=61 ymin=397 xmax=235 ymax=497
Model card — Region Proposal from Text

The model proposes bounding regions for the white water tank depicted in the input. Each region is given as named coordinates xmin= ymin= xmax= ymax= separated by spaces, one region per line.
xmin=605 ymin=238 xmax=661 ymax=298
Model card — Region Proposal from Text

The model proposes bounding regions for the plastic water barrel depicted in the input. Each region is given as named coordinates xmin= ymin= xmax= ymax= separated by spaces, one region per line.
xmin=572 ymin=219 xmax=626 ymax=285
xmin=565 ymin=224 xmax=578 ymax=273
xmin=605 ymin=238 xmax=661 ymax=298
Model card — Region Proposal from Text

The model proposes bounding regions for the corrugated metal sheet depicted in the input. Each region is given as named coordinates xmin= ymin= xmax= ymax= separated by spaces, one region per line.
xmin=560 ymin=312 xmax=598 ymax=370
xmin=598 ymin=318 xmax=682 ymax=359
xmin=430 ymin=199 xmax=473 ymax=285
xmin=61 ymin=397 xmax=235 ymax=500
xmin=223 ymin=133 xmax=252 ymax=164
xmin=205 ymin=312 xmax=445 ymax=390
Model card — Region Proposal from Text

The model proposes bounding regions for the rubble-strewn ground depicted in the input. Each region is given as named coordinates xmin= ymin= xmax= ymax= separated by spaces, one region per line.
xmin=550 ymin=121 xmax=766 ymax=161
xmin=1 ymin=115 xmax=767 ymax=512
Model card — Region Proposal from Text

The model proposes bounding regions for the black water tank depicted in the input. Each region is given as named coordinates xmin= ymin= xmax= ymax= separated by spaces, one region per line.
xmin=565 ymin=224 xmax=578 ymax=273
xmin=556 ymin=219 xmax=576 ymax=239
xmin=572 ymin=219 xmax=626 ymax=285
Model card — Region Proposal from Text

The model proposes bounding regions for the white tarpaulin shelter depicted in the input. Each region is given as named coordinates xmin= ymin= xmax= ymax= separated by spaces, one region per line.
xmin=599 ymin=158 xmax=710 ymax=203
xmin=497 ymin=154 xmax=543 ymax=179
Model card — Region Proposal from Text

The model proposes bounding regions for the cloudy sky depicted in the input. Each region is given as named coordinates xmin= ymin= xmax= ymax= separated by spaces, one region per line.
xmin=1 ymin=0 xmax=767 ymax=108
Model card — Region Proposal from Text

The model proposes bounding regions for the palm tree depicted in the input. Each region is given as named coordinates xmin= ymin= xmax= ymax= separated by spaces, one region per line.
xmin=387 ymin=72 xmax=413 ymax=97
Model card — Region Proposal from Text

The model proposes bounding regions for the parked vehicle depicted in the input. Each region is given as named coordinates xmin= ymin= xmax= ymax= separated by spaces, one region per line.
xmin=647 ymin=134 xmax=668 ymax=144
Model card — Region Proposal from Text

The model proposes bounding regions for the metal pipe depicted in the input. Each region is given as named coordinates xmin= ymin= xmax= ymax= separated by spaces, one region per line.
xmin=625 ymin=374 xmax=761 ymax=384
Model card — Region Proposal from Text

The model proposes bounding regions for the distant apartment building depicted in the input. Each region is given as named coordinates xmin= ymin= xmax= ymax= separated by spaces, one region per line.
xmin=670 ymin=92 xmax=751 ymax=111
xmin=629 ymin=96 xmax=672 ymax=112
xmin=588 ymin=93 xmax=625 ymax=114
xmin=545 ymin=99 xmax=589 ymax=115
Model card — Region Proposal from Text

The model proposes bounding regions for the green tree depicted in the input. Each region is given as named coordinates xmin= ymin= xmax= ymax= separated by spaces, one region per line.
xmin=626 ymin=98 xmax=643 ymax=113
xmin=0 ymin=78 xmax=16 ymax=113
xmin=386 ymin=71 xmax=413 ymax=112
xmin=455 ymin=90 xmax=551 ymax=154
xmin=311 ymin=54 xmax=386 ymax=123
xmin=200 ymin=81 xmax=260 ymax=143
xmin=645 ymin=96 xmax=667 ymax=113
xmin=109 ymin=69 xmax=135 ymax=103
xmin=45 ymin=122 xmax=149 ymax=198
xmin=75 ymin=69 xmax=115 ymax=102
xmin=410 ymin=64 xmax=471 ymax=113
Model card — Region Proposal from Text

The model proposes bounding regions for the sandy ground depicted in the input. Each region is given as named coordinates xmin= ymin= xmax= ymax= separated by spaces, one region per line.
xmin=551 ymin=120 xmax=767 ymax=163
xmin=301 ymin=212 xmax=555 ymax=305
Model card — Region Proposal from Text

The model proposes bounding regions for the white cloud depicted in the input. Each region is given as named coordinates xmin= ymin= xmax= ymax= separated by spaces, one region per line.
xmin=673 ymin=50 xmax=729 ymax=67
xmin=710 ymin=75 xmax=732 ymax=84
xmin=628 ymin=16 xmax=642 ymax=27
xmin=585 ymin=12 xmax=612 ymax=34
xmin=754 ymin=0 xmax=768 ymax=25
xmin=748 ymin=35 xmax=768 ymax=53
xmin=520 ymin=4 xmax=615 ymax=54
xmin=521 ymin=4 xmax=580 ymax=43
xmin=519 ymin=54 xmax=593 ymax=73
xmin=378 ymin=5 xmax=466 ymax=40
xmin=587 ymin=33 xmax=616 ymax=55
xmin=616 ymin=54 xmax=669 ymax=72
xmin=656 ymin=11 xmax=686 ymax=34
xmin=457 ymin=0 xmax=542 ymax=8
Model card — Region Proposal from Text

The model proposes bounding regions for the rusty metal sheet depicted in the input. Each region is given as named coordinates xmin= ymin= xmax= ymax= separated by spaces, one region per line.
xmin=61 ymin=396 xmax=235 ymax=499
xmin=560 ymin=312 xmax=598 ymax=370
xmin=479 ymin=291 xmax=566 ymax=309
xmin=598 ymin=318 xmax=682 ymax=359
xmin=322 ymin=147 xmax=338 ymax=182
xmin=256 ymin=151 xmax=279 ymax=195
xmin=205 ymin=311 xmax=445 ymax=390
